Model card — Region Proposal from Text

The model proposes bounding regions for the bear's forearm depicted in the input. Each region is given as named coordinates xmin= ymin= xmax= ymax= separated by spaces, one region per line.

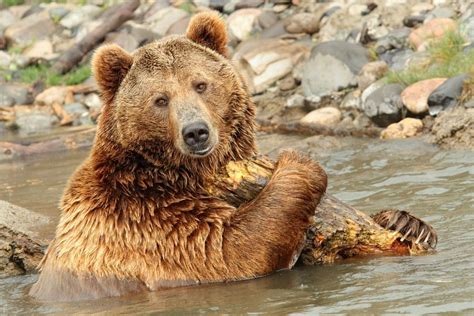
xmin=219 ymin=154 xmax=327 ymax=278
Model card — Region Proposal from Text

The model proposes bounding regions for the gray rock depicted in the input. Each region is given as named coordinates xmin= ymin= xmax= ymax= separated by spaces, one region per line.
xmin=145 ymin=7 xmax=188 ymax=37
xmin=302 ymin=41 xmax=369 ymax=98
xmin=15 ymin=111 xmax=58 ymax=134
xmin=257 ymin=10 xmax=278 ymax=29
xmin=428 ymin=74 xmax=469 ymax=115
xmin=123 ymin=21 xmax=160 ymax=46
xmin=60 ymin=5 xmax=102 ymax=29
xmin=64 ymin=102 xmax=88 ymax=115
xmin=426 ymin=6 xmax=456 ymax=20
xmin=465 ymin=100 xmax=474 ymax=108
xmin=235 ymin=0 xmax=264 ymax=10
xmin=0 ymin=84 xmax=33 ymax=105
xmin=48 ymin=6 xmax=70 ymax=21
xmin=4 ymin=11 xmax=56 ymax=46
xmin=0 ymin=200 xmax=46 ymax=277
xmin=374 ymin=27 xmax=410 ymax=55
xmin=105 ymin=32 xmax=139 ymax=52
xmin=362 ymin=83 xmax=404 ymax=127
xmin=0 ymin=50 xmax=12 ymax=69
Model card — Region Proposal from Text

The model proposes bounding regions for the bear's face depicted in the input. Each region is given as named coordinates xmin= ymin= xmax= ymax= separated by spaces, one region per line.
xmin=93 ymin=12 xmax=255 ymax=171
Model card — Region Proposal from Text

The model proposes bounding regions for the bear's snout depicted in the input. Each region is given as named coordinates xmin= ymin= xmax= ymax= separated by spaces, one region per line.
xmin=182 ymin=121 xmax=211 ymax=155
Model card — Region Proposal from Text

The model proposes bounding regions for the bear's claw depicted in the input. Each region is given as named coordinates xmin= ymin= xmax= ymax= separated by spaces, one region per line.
xmin=371 ymin=210 xmax=438 ymax=249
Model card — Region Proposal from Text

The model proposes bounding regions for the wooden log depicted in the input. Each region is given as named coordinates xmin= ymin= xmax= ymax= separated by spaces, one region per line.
xmin=51 ymin=0 xmax=140 ymax=74
xmin=208 ymin=156 xmax=437 ymax=264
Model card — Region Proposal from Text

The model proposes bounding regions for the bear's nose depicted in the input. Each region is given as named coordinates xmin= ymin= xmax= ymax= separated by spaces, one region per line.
xmin=182 ymin=122 xmax=210 ymax=150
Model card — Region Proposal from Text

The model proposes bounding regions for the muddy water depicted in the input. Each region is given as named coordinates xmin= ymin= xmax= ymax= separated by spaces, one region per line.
xmin=1 ymin=135 xmax=473 ymax=314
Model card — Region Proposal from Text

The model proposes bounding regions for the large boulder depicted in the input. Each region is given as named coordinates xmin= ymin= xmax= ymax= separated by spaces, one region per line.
xmin=4 ymin=11 xmax=56 ymax=46
xmin=234 ymin=39 xmax=308 ymax=94
xmin=0 ymin=200 xmax=47 ymax=277
xmin=302 ymin=41 xmax=369 ymax=98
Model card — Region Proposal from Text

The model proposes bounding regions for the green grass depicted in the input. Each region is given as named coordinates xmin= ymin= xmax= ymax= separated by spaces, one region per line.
xmin=17 ymin=64 xmax=91 ymax=86
xmin=385 ymin=30 xmax=474 ymax=86
xmin=2 ymin=0 xmax=25 ymax=6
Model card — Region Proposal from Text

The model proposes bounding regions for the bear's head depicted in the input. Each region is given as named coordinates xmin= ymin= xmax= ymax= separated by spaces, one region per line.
xmin=92 ymin=12 xmax=256 ymax=173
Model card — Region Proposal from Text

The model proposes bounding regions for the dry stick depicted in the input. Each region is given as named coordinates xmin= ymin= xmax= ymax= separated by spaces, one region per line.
xmin=208 ymin=156 xmax=431 ymax=265
xmin=51 ymin=0 xmax=140 ymax=74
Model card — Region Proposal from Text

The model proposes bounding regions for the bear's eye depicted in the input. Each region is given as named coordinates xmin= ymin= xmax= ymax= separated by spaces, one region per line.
xmin=154 ymin=96 xmax=169 ymax=107
xmin=195 ymin=82 xmax=207 ymax=94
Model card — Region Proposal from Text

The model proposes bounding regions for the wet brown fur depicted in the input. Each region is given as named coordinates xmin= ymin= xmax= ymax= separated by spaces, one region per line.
xmin=30 ymin=12 xmax=327 ymax=301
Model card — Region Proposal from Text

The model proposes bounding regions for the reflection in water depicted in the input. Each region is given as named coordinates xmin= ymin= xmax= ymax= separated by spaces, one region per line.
xmin=0 ymin=136 xmax=473 ymax=314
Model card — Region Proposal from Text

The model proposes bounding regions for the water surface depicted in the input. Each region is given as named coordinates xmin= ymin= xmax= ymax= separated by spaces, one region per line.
xmin=1 ymin=135 xmax=473 ymax=314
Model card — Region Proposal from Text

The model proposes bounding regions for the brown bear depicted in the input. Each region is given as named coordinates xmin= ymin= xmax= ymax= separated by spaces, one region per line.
xmin=29 ymin=12 xmax=327 ymax=301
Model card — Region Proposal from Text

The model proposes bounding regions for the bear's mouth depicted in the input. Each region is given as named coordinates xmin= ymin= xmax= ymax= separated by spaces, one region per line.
xmin=189 ymin=145 xmax=214 ymax=157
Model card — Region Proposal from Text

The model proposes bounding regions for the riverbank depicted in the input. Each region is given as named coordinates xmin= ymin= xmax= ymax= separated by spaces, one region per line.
xmin=0 ymin=0 xmax=473 ymax=150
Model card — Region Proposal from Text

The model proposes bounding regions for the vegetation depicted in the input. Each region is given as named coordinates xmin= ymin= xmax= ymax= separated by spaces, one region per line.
xmin=385 ymin=30 xmax=474 ymax=86
xmin=16 ymin=64 xmax=91 ymax=86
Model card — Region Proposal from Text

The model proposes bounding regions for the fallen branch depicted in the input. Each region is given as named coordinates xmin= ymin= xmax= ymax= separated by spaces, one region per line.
xmin=51 ymin=0 xmax=140 ymax=74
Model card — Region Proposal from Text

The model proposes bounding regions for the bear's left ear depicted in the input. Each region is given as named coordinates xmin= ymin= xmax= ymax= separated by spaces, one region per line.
xmin=186 ymin=11 xmax=228 ymax=57
xmin=92 ymin=44 xmax=133 ymax=103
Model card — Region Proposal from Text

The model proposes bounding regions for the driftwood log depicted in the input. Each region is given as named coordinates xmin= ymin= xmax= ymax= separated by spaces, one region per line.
xmin=208 ymin=156 xmax=437 ymax=264
xmin=51 ymin=0 xmax=140 ymax=74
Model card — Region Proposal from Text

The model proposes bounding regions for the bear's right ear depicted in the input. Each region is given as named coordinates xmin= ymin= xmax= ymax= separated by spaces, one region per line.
xmin=92 ymin=44 xmax=133 ymax=103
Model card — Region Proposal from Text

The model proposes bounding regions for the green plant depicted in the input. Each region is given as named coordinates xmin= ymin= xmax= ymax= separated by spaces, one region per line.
xmin=2 ymin=0 xmax=25 ymax=6
xmin=16 ymin=64 xmax=91 ymax=86
xmin=385 ymin=30 xmax=474 ymax=86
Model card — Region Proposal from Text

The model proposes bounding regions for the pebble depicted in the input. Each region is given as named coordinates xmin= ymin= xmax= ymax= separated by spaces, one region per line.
xmin=381 ymin=118 xmax=423 ymax=139
xmin=300 ymin=107 xmax=342 ymax=126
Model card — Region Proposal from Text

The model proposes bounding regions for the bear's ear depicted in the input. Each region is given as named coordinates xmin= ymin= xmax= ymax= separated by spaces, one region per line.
xmin=92 ymin=44 xmax=133 ymax=103
xmin=186 ymin=11 xmax=228 ymax=57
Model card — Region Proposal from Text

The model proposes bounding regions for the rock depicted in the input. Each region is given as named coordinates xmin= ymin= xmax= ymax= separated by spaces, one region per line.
xmin=35 ymin=86 xmax=71 ymax=107
xmin=381 ymin=118 xmax=423 ymax=139
xmin=0 ymin=50 xmax=12 ymax=69
xmin=15 ymin=110 xmax=58 ymax=134
xmin=23 ymin=39 xmax=55 ymax=60
xmin=363 ymin=83 xmax=404 ymax=127
xmin=0 ymin=84 xmax=33 ymax=106
xmin=426 ymin=6 xmax=456 ymax=20
xmin=340 ymin=90 xmax=361 ymax=110
xmin=0 ymin=200 xmax=46 ymax=277
xmin=374 ymin=27 xmax=410 ymax=55
xmin=286 ymin=94 xmax=305 ymax=108
xmin=234 ymin=39 xmax=308 ymax=94
xmin=105 ymin=32 xmax=139 ymax=52
xmin=257 ymin=10 xmax=278 ymax=29
xmin=401 ymin=78 xmax=447 ymax=114
xmin=84 ymin=93 xmax=101 ymax=110
xmin=408 ymin=18 xmax=457 ymax=50
xmin=302 ymin=41 xmax=369 ymax=98
xmin=4 ymin=11 xmax=56 ymax=46
xmin=122 ymin=21 xmax=160 ymax=46
xmin=48 ymin=6 xmax=70 ymax=21
xmin=300 ymin=107 xmax=342 ymax=126
xmin=0 ymin=9 xmax=17 ymax=34
xmin=227 ymin=8 xmax=261 ymax=41
xmin=403 ymin=15 xmax=425 ymax=28
xmin=357 ymin=61 xmax=389 ymax=91
xmin=166 ymin=16 xmax=191 ymax=36
xmin=284 ymin=13 xmax=320 ymax=34
xmin=278 ymin=76 xmax=296 ymax=91
xmin=428 ymin=74 xmax=469 ymax=115
xmin=431 ymin=107 xmax=474 ymax=149
xmin=146 ymin=7 xmax=189 ymax=37
xmin=60 ymin=4 xmax=102 ymax=29
xmin=235 ymin=0 xmax=265 ymax=10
